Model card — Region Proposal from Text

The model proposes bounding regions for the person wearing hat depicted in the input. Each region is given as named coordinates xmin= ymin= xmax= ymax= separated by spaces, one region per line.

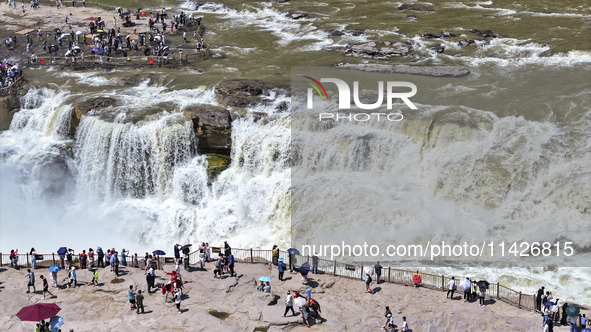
xmin=68 ymin=266 xmax=77 ymax=288
xmin=278 ymin=257 xmax=286 ymax=281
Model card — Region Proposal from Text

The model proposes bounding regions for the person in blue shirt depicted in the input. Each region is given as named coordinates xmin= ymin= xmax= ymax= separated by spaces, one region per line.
xmin=228 ymin=254 xmax=235 ymax=277
xmin=174 ymin=244 xmax=181 ymax=264
xmin=278 ymin=258 xmax=286 ymax=281
xmin=128 ymin=285 xmax=136 ymax=309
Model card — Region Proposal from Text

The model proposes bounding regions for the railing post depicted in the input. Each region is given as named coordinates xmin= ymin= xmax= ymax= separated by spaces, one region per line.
xmin=0 ymin=253 xmax=2 ymax=266
xmin=52 ymin=253 xmax=56 ymax=265
xmin=360 ymin=264 xmax=363 ymax=279
xmin=441 ymin=275 xmax=445 ymax=290
xmin=518 ymin=291 xmax=522 ymax=308
xmin=250 ymin=248 xmax=253 ymax=263
xmin=496 ymin=283 xmax=500 ymax=299
xmin=26 ymin=253 xmax=30 ymax=268
xmin=388 ymin=267 xmax=391 ymax=283
xmin=333 ymin=260 xmax=336 ymax=275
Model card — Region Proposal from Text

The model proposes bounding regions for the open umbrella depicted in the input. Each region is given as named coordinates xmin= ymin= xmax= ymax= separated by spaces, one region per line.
xmin=278 ymin=257 xmax=284 ymax=262
xmin=153 ymin=250 xmax=166 ymax=256
xmin=49 ymin=316 xmax=65 ymax=329
xmin=84 ymin=17 xmax=98 ymax=21
xmin=97 ymin=29 xmax=104 ymax=33
xmin=287 ymin=248 xmax=300 ymax=255
xmin=97 ymin=49 xmax=104 ymax=55
xmin=48 ymin=265 xmax=61 ymax=272
xmin=91 ymin=47 xmax=98 ymax=51
xmin=258 ymin=276 xmax=272 ymax=282
xmin=294 ymin=296 xmax=307 ymax=309
xmin=300 ymin=262 xmax=310 ymax=276
xmin=565 ymin=305 xmax=580 ymax=316
xmin=180 ymin=244 xmax=192 ymax=251
xmin=16 ymin=303 xmax=61 ymax=321
xmin=544 ymin=301 xmax=555 ymax=306
xmin=363 ymin=266 xmax=374 ymax=276
xmin=581 ymin=329 xmax=591 ymax=332
xmin=76 ymin=31 xmax=83 ymax=35
xmin=477 ymin=280 xmax=489 ymax=289
xmin=57 ymin=247 xmax=67 ymax=255
xmin=459 ymin=278 xmax=471 ymax=291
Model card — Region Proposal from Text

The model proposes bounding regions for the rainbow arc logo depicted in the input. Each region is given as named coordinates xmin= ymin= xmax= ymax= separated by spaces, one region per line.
xmin=303 ymin=76 xmax=328 ymax=100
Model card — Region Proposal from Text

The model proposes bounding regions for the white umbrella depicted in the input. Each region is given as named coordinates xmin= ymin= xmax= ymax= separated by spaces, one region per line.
xmin=459 ymin=278 xmax=471 ymax=291
xmin=294 ymin=296 xmax=307 ymax=309
xmin=76 ymin=31 xmax=83 ymax=35
xmin=363 ymin=266 xmax=373 ymax=276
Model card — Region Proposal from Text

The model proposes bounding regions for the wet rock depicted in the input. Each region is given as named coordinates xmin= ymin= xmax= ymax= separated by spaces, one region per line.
xmin=183 ymin=105 xmax=232 ymax=156
xmin=349 ymin=29 xmax=365 ymax=36
xmin=397 ymin=4 xmax=434 ymax=12
xmin=287 ymin=11 xmax=308 ymax=20
xmin=211 ymin=52 xmax=225 ymax=59
xmin=214 ymin=79 xmax=288 ymax=109
xmin=329 ymin=30 xmax=344 ymax=37
xmin=458 ymin=39 xmax=476 ymax=46
xmin=434 ymin=45 xmax=445 ymax=53
xmin=70 ymin=97 xmax=117 ymax=133
xmin=470 ymin=29 xmax=498 ymax=38
xmin=271 ymin=0 xmax=290 ymax=2
xmin=334 ymin=63 xmax=470 ymax=77
xmin=0 ymin=95 xmax=20 ymax=131
xmin=442 ymin=31 xmax=457 ymax=38
xmin=422 ymin=33 xmax=441 ymax=39
xmin=345 ymin=41 xmax=412 ymax=59
xmin=112 ymin=74 xmax=153 ymax=86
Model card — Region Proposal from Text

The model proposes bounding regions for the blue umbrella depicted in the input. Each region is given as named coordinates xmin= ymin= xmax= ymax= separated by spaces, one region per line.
xmin=153 ymin=250 xmax=166 ymax=255
xmin=278 ymin=257 xmax=284 ymax=262
xmin=48 ymin=265 xmax=61 ymax=272
xmin=258 ymin=276 xmax=272 ymax=282
xmin=57 ymin=247 xmax=67 ymax=255
xmin=544 ymin=301 xmax=555 ymax=306
xmin=287 ymin=248 xmax=300 ymax=255
xmin=565 ymin=305 xmax=580 ymax=316
xmin=300 ymin=262 xmax=310 ymax=276
xmin=91 ymin=47 xmax=98 ymax=51
xmin=97 ymin=49 xmax=105 ymax=55
xmin=49 ymin=316 xmax=65 ymax=329
xmin=581 ymin=329 xmax=591 ymax=332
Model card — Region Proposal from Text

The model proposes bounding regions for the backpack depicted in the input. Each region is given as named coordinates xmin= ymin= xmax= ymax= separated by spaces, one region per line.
xmin=366 ymin=275 xmax=372 ymax=283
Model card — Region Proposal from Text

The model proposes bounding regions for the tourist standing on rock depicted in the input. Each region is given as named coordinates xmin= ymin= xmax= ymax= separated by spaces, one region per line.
xmin=374 ymin=262 xmax=382 ymax=283
xmin=174 ymin=244 xmax=181 ymax=263
xmin=121 ymin=249 xmax=129 ymax=266
xmin=145 ymin=255 xmax=153 ymax=274
xmin=263 ymin=282 xmax=271 ymax=293
xmin=30 ymin=248 xmax=37 ymax=270
xmin=136 ymin=290 xmax=145 ymax=314
xmin=67 ymin=267 xmax=77 ymax=288
xmin=97 ymin=247 xmax=104 ymax=268
xmin=283 ymin=290 xmax=296 ymax=317
xmin=133 ymin=253 xmax=139 ymax=268
xmin=128 ymin=285 xmax=137 ymax=309
xmin=10 ymin=249 xmax=19 ymax=269
xmin=40 ymin=275 xmax=54 ymax=300
xmin=50 ymin=269 xmax=58 ymax=288
xmin=111 ymin=252 xmax=120 ymax=276
xmin=79 ymin=250 xmax=87 ymax=269
xmin=312 ymin=254 xmax=319 ymax=274
xmin=278 ymin=258 xmax=286 ymax=281
xmin=146 ymin=267 xmax=155 ymax=292
xmin=199 ymin=249 xmax=206 ymax=269
xmin=299 ymin=300 xmax=311 ymax=328
xmin=537 ymin=286 xmax=545 ymax=312
xmin=174 ymin=288 xmax=182 ymax=314
xmin=205 ymin=243 xmax=211 ymax=262
xmin=364 ymin=272 xmax=374 ymax=294
xmin=272 ymin=245 xmax=279 ymax=265
xmin=88 ymin=248 xmax=94 ymax=269
xmin=26 ymin=268 xmax=36 ymax=293
xmin=447 ymin=276 xmax=456 ymax=299
xmin=214 ymin=254 xmax=223 ymax=278
xmin=224 ymin=241 xmax=232 ymax=257
xmin=228 ymin=253 xmax=235 ymax=277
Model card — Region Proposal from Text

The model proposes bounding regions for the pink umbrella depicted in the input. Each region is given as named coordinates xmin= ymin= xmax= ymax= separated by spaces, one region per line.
xmin=16 ymin=303 xmax=61 ymax=322
xmin=84 ymin=17 xmax=98 ymax=21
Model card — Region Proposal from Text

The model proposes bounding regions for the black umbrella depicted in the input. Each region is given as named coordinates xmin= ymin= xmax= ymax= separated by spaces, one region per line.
xmin=152 ymin=250 xmax=166 ymax=256
xmin=180 ymin=244 xmax=192 ymax=251
xmin=477 ymin=280 xmax=489 ymax=288
xmin=57 ymin=247 xmax=67 ymax=255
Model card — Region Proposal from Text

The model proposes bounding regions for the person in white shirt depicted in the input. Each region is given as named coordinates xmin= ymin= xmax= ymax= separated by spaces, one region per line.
xmin=401 ymin=316 xmax=410 ymax=331
xmin=447 ymin=276 xmax=456 ymax=299
xmin=283 ymin=291 xmax=295 ymax=317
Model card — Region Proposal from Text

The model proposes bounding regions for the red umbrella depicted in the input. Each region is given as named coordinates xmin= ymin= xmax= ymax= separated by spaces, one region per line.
xmin=16 ymin=303 xmax=61 ymax=321
xmin=84 ymin=17 xmax=98 ymax=21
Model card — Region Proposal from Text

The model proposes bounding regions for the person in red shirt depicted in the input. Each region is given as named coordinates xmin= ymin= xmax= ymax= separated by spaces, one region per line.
xmin=79 ymin=250 xmax=88 ymax=269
